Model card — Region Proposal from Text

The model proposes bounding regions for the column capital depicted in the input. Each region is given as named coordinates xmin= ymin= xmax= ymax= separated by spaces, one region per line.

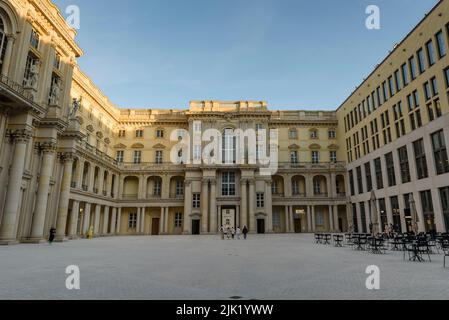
xmin=201 ymin=178 xmax=210 ymax=185
xmin=240 ymin=178 xmax=248 ymax=185
xmin=36 ymin=141 xmax=57 ymax=154
xmin=58 ymin=152 xmax=76 ymax=163
xmin=6 ymin=34 xmax=17 ymax=42
xmin=7 ymin=129 xmax=33 ymax=143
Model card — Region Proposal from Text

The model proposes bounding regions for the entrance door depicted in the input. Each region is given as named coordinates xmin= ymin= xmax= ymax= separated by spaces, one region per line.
xmin=294 ymin=219 xmax=302 ymax=233
xmin=338 ymin=218 xmax=343 ymax=232
xmin=257 ymin=219 xmax=265 ymax=234
xmin=152 ymin=218 xmax=160 ymax=235
xmin=192 ymin=220 xmax=200 ymax=235
xmin=221 ymin=209 xmax=235 ymax=229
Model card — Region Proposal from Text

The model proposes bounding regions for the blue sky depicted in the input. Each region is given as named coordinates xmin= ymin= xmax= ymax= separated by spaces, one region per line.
xmin=53 ymin=0 xmax=438 ymax=110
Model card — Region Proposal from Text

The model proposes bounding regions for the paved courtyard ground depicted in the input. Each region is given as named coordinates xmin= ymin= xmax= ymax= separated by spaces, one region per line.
xmin=0 ymin=234 xmax=448 ymax=300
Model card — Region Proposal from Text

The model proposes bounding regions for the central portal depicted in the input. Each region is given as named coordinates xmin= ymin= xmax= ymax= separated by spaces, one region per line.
xmin=221 ymin=208 xmax=236 ymax=229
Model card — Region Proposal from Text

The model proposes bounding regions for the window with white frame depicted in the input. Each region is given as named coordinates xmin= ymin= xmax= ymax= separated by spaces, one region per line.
xmin=135 ymin=129 xmax=143 ymax=138
xmin=310 ymin=130 xmax=318 ymax=139
xmin=330 ymin=151 xmax=337 ymax=163
xmin=256 ymin=193 xmax=265 ymax=208
xmin=116 ymin=150 xmax=124 ymax=163
xmin=176 ymin=180 xmax=184 ymax=196
xmin=328 ymin=130 xmax=336 ymax=139
xmin=23 ymin=53 xmax=38 ymax=86
xmin=133 ymin=151 xmax=141 ymax=164
xmin=174 ymin=213 xmax=183 ymax=228
xmin=222 ymin=128 xmax=236 ymax=164
xmin=194 ymin=145 xmax=201 ymax=161
xmin=155 ymin=150 xmax=163 ymax=164
xmin=192 ymin=193 xmax=200 ymax=208
xmin=289 ymin=128 xmax=298 ymax=139
xmin=271 ymin=181 xmax=278 ymax=194
xmin=128 ymin=213 xmax=137 ymax=229
xmin=314 ymin=180 xmax=321 ymax=194
xmin=292 ymin=180 xmax=300 ymax=195
xmin=221 ymin=172 xmax=236 ymax=196
xmin=53 ymin=53 xmax=61 ymax=70
xmin=30 ymin=29 xmax=40 ymax=49
xmin=290 ymin=151 xmax=298 ymax=164
xmin=153 ymin=179 xmax=161 ymax=196
xmin=118 ymin=130 xmax=126 ymax=138
xmin=273 ymin=212 xmax=281 ymax=228
xmin=156 ymin=129 xmax=164 ymax=138
xmin=312 ymin=151 xmax=319 ymax=164
xmin=316 ymin=212 xmax=324 ymax=226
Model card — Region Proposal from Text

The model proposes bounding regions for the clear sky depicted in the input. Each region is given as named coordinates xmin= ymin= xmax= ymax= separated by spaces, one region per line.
xmin=53 ymin=0 xmax=438 ymax=110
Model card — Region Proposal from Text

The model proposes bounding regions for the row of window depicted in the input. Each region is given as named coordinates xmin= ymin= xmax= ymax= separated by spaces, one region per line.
xmin=352 ymin=187 xmax=449 ymax=233
xmin=288 ymin=128 xmax=336 ymax=140
xmin=349 ymin=129 xmax=449 ymax=195
xmin=128 ymin=212 xmax=184 ymax=229
xmin=344 ymin=24 xmax=449 ymax=133
xmin=346 ymin=65 xmax=449 ymax=163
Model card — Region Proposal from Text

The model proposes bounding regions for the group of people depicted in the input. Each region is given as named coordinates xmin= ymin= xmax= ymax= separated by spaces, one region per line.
xmin=219 ymin=225 xmax=248 ymax=240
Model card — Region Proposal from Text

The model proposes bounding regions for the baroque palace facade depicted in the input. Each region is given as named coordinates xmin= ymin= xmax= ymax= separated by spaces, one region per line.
xmin=0 ymin=0 xmax=448 ymax=244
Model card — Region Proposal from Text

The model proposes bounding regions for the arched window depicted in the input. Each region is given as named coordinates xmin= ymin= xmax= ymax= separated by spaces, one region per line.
xmin=0 ymin=17 xmax=7 ymax=70
xmin=221 ymin=128 xmax=236 ymax=164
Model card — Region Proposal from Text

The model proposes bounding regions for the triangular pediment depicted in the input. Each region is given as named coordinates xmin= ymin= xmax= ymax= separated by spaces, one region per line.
xmin=114 ymin=143 xmax=127 ymax=149
xmin=328 ymin=144 xmax=339 ymax=150
xmin=131 ymin=143 xmax=145 ymax=149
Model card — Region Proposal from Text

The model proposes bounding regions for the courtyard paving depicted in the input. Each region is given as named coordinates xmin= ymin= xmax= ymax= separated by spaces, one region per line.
xmin=0 ymin=234 xmax=448 ymax=300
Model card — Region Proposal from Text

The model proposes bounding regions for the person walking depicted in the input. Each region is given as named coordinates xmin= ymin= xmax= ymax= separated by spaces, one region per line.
xmin=226 ymin=227 xmax=231 ymax=239
xmin=48 ymin=227 xmax=56 ymax=245
xmin=231 ymin=227 xmax=235 ymax=239
xmin=219 ymin=225 xmax=225 ymax=240
xmin=236 ymin=227 xmax=241 ymax=240
xmin=242 ymin=226 xmax=248 ymax=240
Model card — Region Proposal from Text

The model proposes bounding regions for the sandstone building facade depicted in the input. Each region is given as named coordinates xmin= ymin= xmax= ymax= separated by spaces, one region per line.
xmin=0 ymin=0 xmax=448 ymax=244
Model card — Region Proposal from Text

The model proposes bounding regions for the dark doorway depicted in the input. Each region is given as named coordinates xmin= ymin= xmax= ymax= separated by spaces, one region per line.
xmin=257 ymin=219 xmax=265 ymax=234
xmin=192 ymin=220 xmax=200 ymax=235
xmin=294 ymin=219 xmax=302 ymax=233
xmin=338 ymin=218 xmax=343 ymax=232
xmin=152 ymin=218 xmax=160 ymax=235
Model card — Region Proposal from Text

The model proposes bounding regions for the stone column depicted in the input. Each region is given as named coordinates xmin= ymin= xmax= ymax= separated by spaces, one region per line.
xmin=209 ymin=179 xmax=217 ymax=233
xmin=73 ymin=157 xmax=83 ymax=189
xmin=240 ymin=179 xmax=248 ymax=229
xmin=1 ymin=35 xmax=15 ymax=76
xmin=311 ymin=206 xmax=316 ymax=231
xmin=329 ymin=205 xmax=334 ymax=231
xmin=141 ymin=207 xmax=146 ymax=234
xmin=289 ymin=206 xmax=294 ymax=233
xmin=136 ymin=207 xmax=141 ymax=234
xmin=160 ymin=207 xmax=165 ymax=235
xmin=102 ymin=206 xmax=110 ymax=235
xmin=69 ymin=200 xmax=80 ymax=238
xmin=333 ymin=205 xmax=339 ymax=232
xmin=82 ymin=203 xmax=91 ymax=235
xmin=94 ymin=205 xmax=101 ymax=235
xmin=183 ymin=181 xmax=192 ymax=234
xmin=201 ymin=179 xmax=209 ymax=233
xmin=285 ymin=205 xmax=290 ymax=232
xmin=30 ymin=142 xmax=56 ymax=241
xmin=55 ymin=153 xmax=75 ymax=240
xmin=164 ymin=207 xmax=169 ymax=234
xmin=249 ymin=179 xmax=256 ymax=233
xmin=116 ymin=208 xmax=122 ymax=234
xmin=265 ymin=181 xmax=273 ymax=233
xmin=236 ymin=205 xmax=240 ymax=229
xmin=0 ymin=130 xmax=31 ymax=244
xmin=307 ymin=206 xmax=312 ymax=232
xmin=110 ymin=207 xmax=117 ymax=235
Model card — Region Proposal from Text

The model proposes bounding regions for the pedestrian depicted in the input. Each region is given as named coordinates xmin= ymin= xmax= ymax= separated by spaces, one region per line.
xmin=236 ymin=227 xmax=241 ymax=240
xmin=242 ymin=226 xmax=248 ymax=240
xmin=87 ymin=225 xmax=94 ymax=239
xmin=219 ymin=225 xmax=225 ymax=240
xmin=231 ymin=227 xmax=235 ymax=239
xmin=48 ymin=226 xmax=56 ymax=245
xmin=226 ymin=227 xmax=231 ymax=239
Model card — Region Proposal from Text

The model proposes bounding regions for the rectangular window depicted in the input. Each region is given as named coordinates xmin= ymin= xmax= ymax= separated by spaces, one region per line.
xmin=288 ymin=129 xmax=298 ymax=139
xmin=192 ymin=194 xmax=200 ymax=208
xmin=401 ymin=63 xmax=409 ymax=86
xmin=390 ymin=196 xmax=402 ymax=233
xmin=290 ymin=151 xmax=298 ymax=164
xmin=388 ymin=76 xmax=395 ymax=96
xmin=431 ymin=130 xmax=449 ymax=175
xmin=256 ymin=193 xmax=265 ymax=208
xmin=385 ymin=152 xmax=396 ymax=187
xmin=174 ymin=213 xmax=183 ymax=228
xmin=359 ymin=202 xmax=367 ymax=233
xmin=382 ymin=81 xmax=389 ymax=101
xmin=374 ymin=158 xmax=383 ymax=189
xmin=221 ymin=172 xmax=236 ymax=196
xmin=311 ymin=151 xmax=319 ymax=164
xmin=439 ymin=187 xmax=449 ymax=232
xmin=153 ymin=180 xmax=161 ymax=196
xmin=376 ymin=86 xmax=383 ymax=106
xmin=394 ymin=69 xmax=402 ymax=91
xmin=135 ymin=130 xmax=143 ymax=138
xmin=431 ymin=77 xmax=438 ymax=96
xmin=426 ymin=40 xmax=436 ymax=66
xmin=365 ymin=162 xmax=373 ymax=192
xmin=328 ymin=130 xmax=336 ymax=139
xmin=116 ymin=150 xmax=124 ymax=163
xmin=352 ymin=204 xmax=359 ymax=233
xmin=398 ymin=146 xmax=411 ymax=183
xmin=176 ymin=180 xmax=184 ymax=196
xmin=356 ymin=166 xmax=363 ymax=194
xmin=155 ymin=150 xmax=163 ymax=164
xmin=424 ymin=82 xmax=431 ymax=101
xmin=417 ymin=48 xmax=426 ymax=73
xmin=409 ymin=56 xmax=417 ymax=80
xmin=133 ymin=151 xmax=141 ymax=164
xmin=128 ymin=213 xmax=137 ymax=229
xmin=420 ymin=190 xmax=435 ymax=232
xmin=118 ymin=130 xmax=126 ymax=138
xmin=330 ymin=151 xmax=337 ymax=163
xmin=349 ymin=170 xmax=355 ymax=196
xmin=30 ymin=29 xmax=40 ymax=49
xmin=156 ymin=129 xmax=164 ymax=138
xmin=413 ymin=139 xmax=428 ymax=179
xmin=445 ymin=67 xmax=449 ymax=88
xmin=436 ymin=30 xmax=446 ymax=58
